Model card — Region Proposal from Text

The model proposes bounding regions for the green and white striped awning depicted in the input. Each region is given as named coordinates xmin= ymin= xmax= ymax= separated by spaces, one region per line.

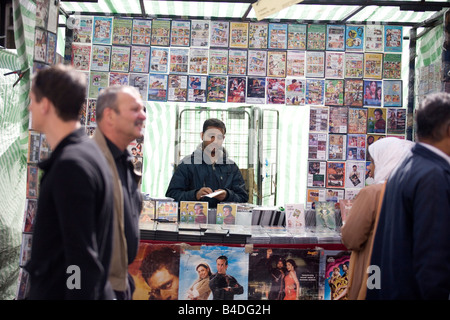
xmin=59 ymin=0 xmax=445 ymax=26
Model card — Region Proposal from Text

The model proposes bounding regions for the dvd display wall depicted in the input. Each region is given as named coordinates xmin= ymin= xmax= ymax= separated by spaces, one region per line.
xmin=67 ymin=16 xmax=406 ymax=211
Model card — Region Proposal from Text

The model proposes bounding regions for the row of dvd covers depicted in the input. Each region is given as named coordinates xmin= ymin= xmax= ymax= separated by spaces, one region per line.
xmin=69 ymin=72 xmax=404 ymax=107
xmin=18 ymin=242 xmax=351 ymax=300
xmin=65 ymin=43 xmax=403 ymax=80
xmin=69 ymin=16 xmax=402 ymax=54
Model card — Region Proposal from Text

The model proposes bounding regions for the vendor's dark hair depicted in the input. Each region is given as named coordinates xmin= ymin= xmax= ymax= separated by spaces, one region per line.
xmin=203 ymin=118 xmax=226 ymax=135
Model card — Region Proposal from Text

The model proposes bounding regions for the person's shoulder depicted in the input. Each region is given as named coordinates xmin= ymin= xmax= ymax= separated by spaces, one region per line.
xmin=356 ymin=183 xmax=384 ymax=198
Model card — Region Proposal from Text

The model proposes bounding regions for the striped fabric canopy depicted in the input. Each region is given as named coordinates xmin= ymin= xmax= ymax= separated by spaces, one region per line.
xmin=59 ymin=1 xmax=441 ymax=25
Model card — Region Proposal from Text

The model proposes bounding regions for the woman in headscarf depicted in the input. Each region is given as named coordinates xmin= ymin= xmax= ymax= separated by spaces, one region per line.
xmin=341 ymin=137 xmax=415 ymax=300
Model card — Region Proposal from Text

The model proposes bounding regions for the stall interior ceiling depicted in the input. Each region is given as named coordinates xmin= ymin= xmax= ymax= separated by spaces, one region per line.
xmin=59 ymin=0 xmax=450 ymax=29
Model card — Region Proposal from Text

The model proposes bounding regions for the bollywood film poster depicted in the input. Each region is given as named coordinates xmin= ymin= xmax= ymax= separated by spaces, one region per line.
xmin=248 ymin=248 xmax=321 ymax=300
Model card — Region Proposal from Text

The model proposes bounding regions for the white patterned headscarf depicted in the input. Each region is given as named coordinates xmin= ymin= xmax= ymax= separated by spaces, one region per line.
xmin=368 ymin=137 xmax=415 ymax=184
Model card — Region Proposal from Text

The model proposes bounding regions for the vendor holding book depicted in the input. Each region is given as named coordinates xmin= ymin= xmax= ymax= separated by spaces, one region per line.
xmin=166 ymin=118 xmax=248 ymax=208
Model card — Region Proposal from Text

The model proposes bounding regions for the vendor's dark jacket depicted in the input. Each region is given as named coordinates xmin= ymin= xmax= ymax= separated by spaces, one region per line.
xmin=165 ymin=145 xmax=248 ymax=208
xmin=24 ymin=128 xmax=115 ymax=300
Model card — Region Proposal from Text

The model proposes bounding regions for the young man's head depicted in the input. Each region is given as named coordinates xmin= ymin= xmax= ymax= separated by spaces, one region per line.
xmin=29 ymin=64 xmax=86 ymax=131
xmin=201 ymin=118 xmax=226 ymax=159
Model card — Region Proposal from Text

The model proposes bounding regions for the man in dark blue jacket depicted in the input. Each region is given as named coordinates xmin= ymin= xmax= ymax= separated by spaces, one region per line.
xmin=166 ymin=118 xmax=248 ymax=208
xmin=25 ymin=64 xmax=114 ymax=299
xmin=367 ymin=92 xmax=450 ymax=300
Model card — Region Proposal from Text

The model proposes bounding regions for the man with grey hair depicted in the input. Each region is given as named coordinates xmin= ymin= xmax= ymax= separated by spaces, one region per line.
xmin=93 ymin=85 xmax=146 ymax=300
xmin=368 ymin=92 xmax=450 ymax=300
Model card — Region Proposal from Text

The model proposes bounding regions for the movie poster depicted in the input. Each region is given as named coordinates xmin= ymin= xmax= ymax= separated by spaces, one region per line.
xmin=72 ymin=16 xmax=93 ymax=43
xmin=328 ymin=105 xmax=347 ymax=133
xmin=150 ymin=47 xmax=169 ymax=73
xmin=325 ymin=80 xmax=344 ymax=106
xmin=71 ymin=43 xmax=91 ymax=71
xmin=230 ymin=22 xmax=249 ymax=49
xmin=210 ymin=21 xmax=229 ymax=48
xmin=307 ymin=161 xmax=326 ymax=188
xmin=344 ymin=79 xmax=363 ymax=107
xmin=344 ymin=53 xmax=364 ymax=78
xmin=322 ymin=251 xmax=351 ymax=300
xmin=347 ymin=133 xmax=367 ymax=161
xmin=384 ymin=25 xmax=402 ymax=53
xmin=326 ymin=24 xmax=345 ymax=51
xmin=306 ymin=51 xmax=325 ymax=78
xmin=288 ymin=24 xmax=307 ymax=50
xmin=266 ymin=78 xmax=285 ymax=104
xmin=247 ymin=50 xmax=267 ymax=77
xmin=307 ymin=24 xmax=326 ymax=51
xmin=168 ymin=74 xmax=188 ymax=102
xmin=91 ymin=44 xmax=111 ymax=72
xmin=132 ymin=18 xmax=152 ymax=45
xmin=383 ymin=80 xmax=402 ymax=107
xmin=207 ymin=75 xmax=227 ymax=103
xmin=246 ymin=77 xmax=266 ymax=104
xmin=365 ymin=24 xmax=383 ymax=52
xmin=88 ymin=71 xmax=109 ymax=99
xmin=112 ymin=18 xmax=132 ymax=46
xmin=364 ymin=53 xmax=383 ymax=79
xmin=130 ymin=73 xmax=149 ymax=101
xmin=179 ymin=245 xmax=248 ymax=300
xmin=93 ymin=16 xmax=113 ymax=45
xmin=249 ymin=22 xmax=268 ymax=49
xmin=129 ymin=243 xmax=181 ymax=300
xmin=328 ymin=134 xmax=346 ymax=161
xmin=267 ymin=51 xmax=286 ymax=78
xmin=348 ymin=108 xmax=367 ymax=135
xmin=187 ymin=75 xmax=207 ymax=103
xmin=286 ymin=51 xmax=305 ymax=77
xmin=227 ymin=77 xmax=246 ymax=103
xmin=286 ymin=78 xmax=305 ymax=106
xmin=191 ymin=20 xmax=210 ymax=47
xmin=110 ymin=45 xmax=131 ymax=72
xmin=171 ymin=20 xmax=191 ymax=47
xmin=306 ymin=79 xmax=325 ymax=105
xmin=309 ymin=106 xmax=328 ymax=132
xmin=345 ymin=161 xmax=365 ymax=188
xmin=325 ymin=52 xmax=344 ymax=79
xmin=169 ymin=48 xmax=189 ymax=74
xmin=308 ymin=133 xmax=327 ymax=161
xmin=130 ymin=46 xmax=151 ymax=73
xmin=228 ymin=50 xmax=247 ymax=76
xmin=268 ymin=23 xmax=288 ymax=50
xmin=209 ymin=49 xmax=228 ymax=75
xmin=345 ymin=25 xmax=364 ymax=51
xmin=189 ymin=48 xmax=209 ymax=74
xmin=148 ymin=74 xmax=168 ymax=102
xmin=248 ymin=248 xmax=321 ymax=300
xmin=151 ymin=19 xmax=171 ymax=46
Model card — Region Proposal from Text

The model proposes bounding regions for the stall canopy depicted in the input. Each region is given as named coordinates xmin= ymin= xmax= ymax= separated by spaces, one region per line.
xmin=58 ymin=0 xmax=449 ymax=27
